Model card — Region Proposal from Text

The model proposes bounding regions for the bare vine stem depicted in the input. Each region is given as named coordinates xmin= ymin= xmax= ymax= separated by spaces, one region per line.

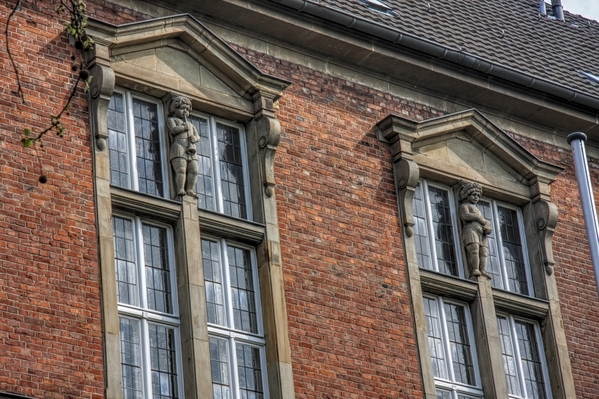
xmin=4 ymin=0 xmax=93 ymax=182
xmin=5 ymin=0 xmax=25 ymax=103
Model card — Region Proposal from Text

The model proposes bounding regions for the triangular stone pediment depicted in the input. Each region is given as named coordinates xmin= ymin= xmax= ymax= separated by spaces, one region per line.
xmin=378 ymin=109 xmax=563 ymax=197
xmin=87 ymin=14 xmax=289 ymax=116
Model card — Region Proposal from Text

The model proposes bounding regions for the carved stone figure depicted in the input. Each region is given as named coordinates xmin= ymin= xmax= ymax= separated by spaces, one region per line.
xmin=167 ymin=95 xmax=200 ymax=198
xmin=458 ymin=181 xmax=492 ymax=278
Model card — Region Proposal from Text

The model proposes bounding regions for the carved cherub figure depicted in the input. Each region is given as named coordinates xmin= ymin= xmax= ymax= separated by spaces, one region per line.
xmin=167 ymin=95 xmax=200 ymax=198
xmin=458 ymin=181 xmax=493 ymax=278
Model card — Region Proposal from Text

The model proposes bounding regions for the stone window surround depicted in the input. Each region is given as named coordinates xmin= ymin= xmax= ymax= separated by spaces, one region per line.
xmin=85 ymin=14 xmax=295 ymax=399
xmin=377 ymin=109 xmax=576 ymax=399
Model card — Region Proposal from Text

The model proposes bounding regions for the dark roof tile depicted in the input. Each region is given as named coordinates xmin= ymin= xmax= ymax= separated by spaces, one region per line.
xmin=305 ymin=0 xmax=599 ymax=97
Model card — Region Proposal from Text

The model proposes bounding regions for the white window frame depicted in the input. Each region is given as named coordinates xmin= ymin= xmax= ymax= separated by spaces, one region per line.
xmin=423 ymin=295 xmax=483 ymax=399
xmin=109 ymin=89 xmax=170 ymax=198
xmin=114 ymin=214 xmax=184 ymax=399
xmin=202 ymin=235 xmax=269 ymax=399
xmin=415 ymin=180 xmax=465 ymax=278
xmin=496 ymin=314 xmax=552 ymax=399
xmin=191 ymin=111 xmax=253 ymax=220
xmin=485 ymin=200 xmax=534 ymax=295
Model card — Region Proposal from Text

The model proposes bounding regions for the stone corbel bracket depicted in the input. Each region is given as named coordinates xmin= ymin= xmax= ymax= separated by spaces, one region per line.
xmin=377 ymin=115 xmax=420 ymax=237
xmin=531 ymin=177 xmax=559 ymax=276
xmin=87 ymin=39 xmax=115 ymax=151
xmin=253 ymin=92 xmax=282 ymax=198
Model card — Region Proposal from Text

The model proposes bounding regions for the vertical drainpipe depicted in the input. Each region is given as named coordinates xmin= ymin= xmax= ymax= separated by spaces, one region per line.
xmin=552 ymin=0 xmax=565 ymax=21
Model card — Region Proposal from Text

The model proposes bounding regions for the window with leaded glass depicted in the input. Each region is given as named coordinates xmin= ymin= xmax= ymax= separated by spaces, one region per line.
xmin=202 ymin=237 xmax=266 ymax=399
xmin=413 ymin=181 xmax=463 ymax=277
xmin=476 ymin=201 xmax=532 ymax=295
xmin=187 ymin=114 xmax=251 ymax=220
xmin=497 ymin=315 xmax=550 ymax=399
xmin=413 ymin=181 xmax=534 ymax=296
xmin=108 ymin=90 xmax=168 ymax=198
xmin=423 ymin=296 xmax=483 ymax=399
xmin=113 ymin=215 xmax=182 ymax=399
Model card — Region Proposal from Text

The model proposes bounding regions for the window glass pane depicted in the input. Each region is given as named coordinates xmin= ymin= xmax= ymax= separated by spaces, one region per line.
xmin=236 ymin=343 xmax=264 ymax=399
xmin=436 ymin=389 xmax=452 ymax=399
xmin=515 ymin=321 xmax=546 ymax=399
xmin=209 ymin=337 xmax=232 ymax=399
xmin=149 ymin=324 xmax=179 ymax=399
xmin=498 ymin=206 xmax=528 ymax=295
xmin=113 ymin=216 xmax=139 ymax=306
xmin=190 ymin=116 xmax=216 ymax=211
xmin=428 ymin=186 xmax=458 ymax=276
xmin=476 ymin=200 xmax=502 ymax=288
xmin=203 ymin=239 xmax=227 ymax=326
xmin=413 ymin=183 xmax=433 ymax=270
xmin=133 ymin=97 xmax=163 ymax=197
xmin=143 ymin=224 xmax=172 ymax=314
xmin=423 ymin=297 xmax=449 ymax=380
xmin=228 ymin=245 xmax=258 ymax=333
xmin=217 ymin=123 xmax=247 ymax=219
xmin=497 ymin=316 xmax=522 ymax=397
xmin=120 ymin=317 xmax=143 ymax=399
xmin=108 ymin=93 xmax=130 ymax=188
xmin=444 ymin=303 xmax=475 ymax=385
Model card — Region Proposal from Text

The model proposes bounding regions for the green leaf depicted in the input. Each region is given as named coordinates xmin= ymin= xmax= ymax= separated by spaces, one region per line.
xmin=21 ymin=138 xmax=32 ymax=148
xmin=23 ymin=128 xmax=31 ymax=136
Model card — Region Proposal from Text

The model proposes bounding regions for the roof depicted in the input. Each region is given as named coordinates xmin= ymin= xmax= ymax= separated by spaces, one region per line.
xmin=278 ymin=0 xmax=599 ymax=100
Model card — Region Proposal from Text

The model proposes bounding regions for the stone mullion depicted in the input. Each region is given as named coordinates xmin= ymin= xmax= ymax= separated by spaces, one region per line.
xmin=470 ymin=278 xmax=509 ymax=399
xmin=175 ymin=196 xmax=214 ymax=399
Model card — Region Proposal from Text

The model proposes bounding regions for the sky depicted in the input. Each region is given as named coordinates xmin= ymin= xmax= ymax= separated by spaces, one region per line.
xmin=563 ymin=0 xmax=599 ymax=21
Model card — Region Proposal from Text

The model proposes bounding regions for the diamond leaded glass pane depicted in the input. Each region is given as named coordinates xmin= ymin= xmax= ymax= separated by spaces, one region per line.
xmin=228 ymin=245 xmax=257 ymax=334
xmin=133 ymin=97 xmax=163 ymax=197
xmin=218 ymin=123 xmax=247 ymax=219
xmin=149 ymin=324 xmax=179 ymax=399
xmin=143 ymin=224 xmax=172 ymax=314
xmin=114 ymin=216 xmax=138 ymax=307
xmin=428 ymin=186 xmax=458 ymax=276
xmin=236 ymin=344 xmax=264 ymax=399
xmin=191 ymin=116 xmax=216 ymax=211
xmin=203 ymin=239 xmax=226 ymax=327
xmin=498 ymin=206 xmax=528 ymax=295
xmin=108 ymin=93 xmax=130 ymax=188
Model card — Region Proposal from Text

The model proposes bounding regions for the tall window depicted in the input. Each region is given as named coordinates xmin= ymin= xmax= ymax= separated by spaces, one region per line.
xmin=413 ymin=181 xmax=463 ymax=278
xmin=108 ymin=91 xmax=168 ymax=198
xmin=423 ymin=296 xmax=482 ymax=399
xmin=188 ymin=115 xmax=251 ymax=220
xmin=113 ymin=215 xmax=182 ymax=399
xmin=497 ymin=315 xmax=550 ymax=399
xmin=202 ymin=237 xmax=267 ymax=399
xmin=413 ymin=181 xmax=533 ymax=295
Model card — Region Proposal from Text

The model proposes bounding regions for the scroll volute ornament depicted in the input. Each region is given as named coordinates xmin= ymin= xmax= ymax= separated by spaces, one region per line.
xmin=534 ymin=198 xmax=558 ymax=275
xmin=87 ymin=42 xmax=115 ymax=151
xmin=394 ymin=158 xmax=420 ymax=238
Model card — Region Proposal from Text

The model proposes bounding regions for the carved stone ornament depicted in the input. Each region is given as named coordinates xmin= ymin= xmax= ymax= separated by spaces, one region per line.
xmin=458 ymin=181 xmax=493 ymax=279
xmin=166 ymin=95 xmax=200 ymax=199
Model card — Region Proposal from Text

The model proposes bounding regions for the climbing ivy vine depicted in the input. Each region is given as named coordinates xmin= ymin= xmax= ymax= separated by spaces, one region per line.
xmin=5 ymin=0 xmax=93 ymax=182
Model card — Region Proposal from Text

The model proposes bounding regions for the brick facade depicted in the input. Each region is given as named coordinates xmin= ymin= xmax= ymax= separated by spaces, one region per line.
xmin=1 ymin=1 xmax=599 ymax=398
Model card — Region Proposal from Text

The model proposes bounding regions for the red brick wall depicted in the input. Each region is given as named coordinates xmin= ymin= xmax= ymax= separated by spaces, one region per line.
xmin=235 ymin=46 xmax=445 ymax=399
xmin=2 ymin=1 xmax=599 ymax=398
xmin=0 ymin=1 xmax=145 ymax=397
